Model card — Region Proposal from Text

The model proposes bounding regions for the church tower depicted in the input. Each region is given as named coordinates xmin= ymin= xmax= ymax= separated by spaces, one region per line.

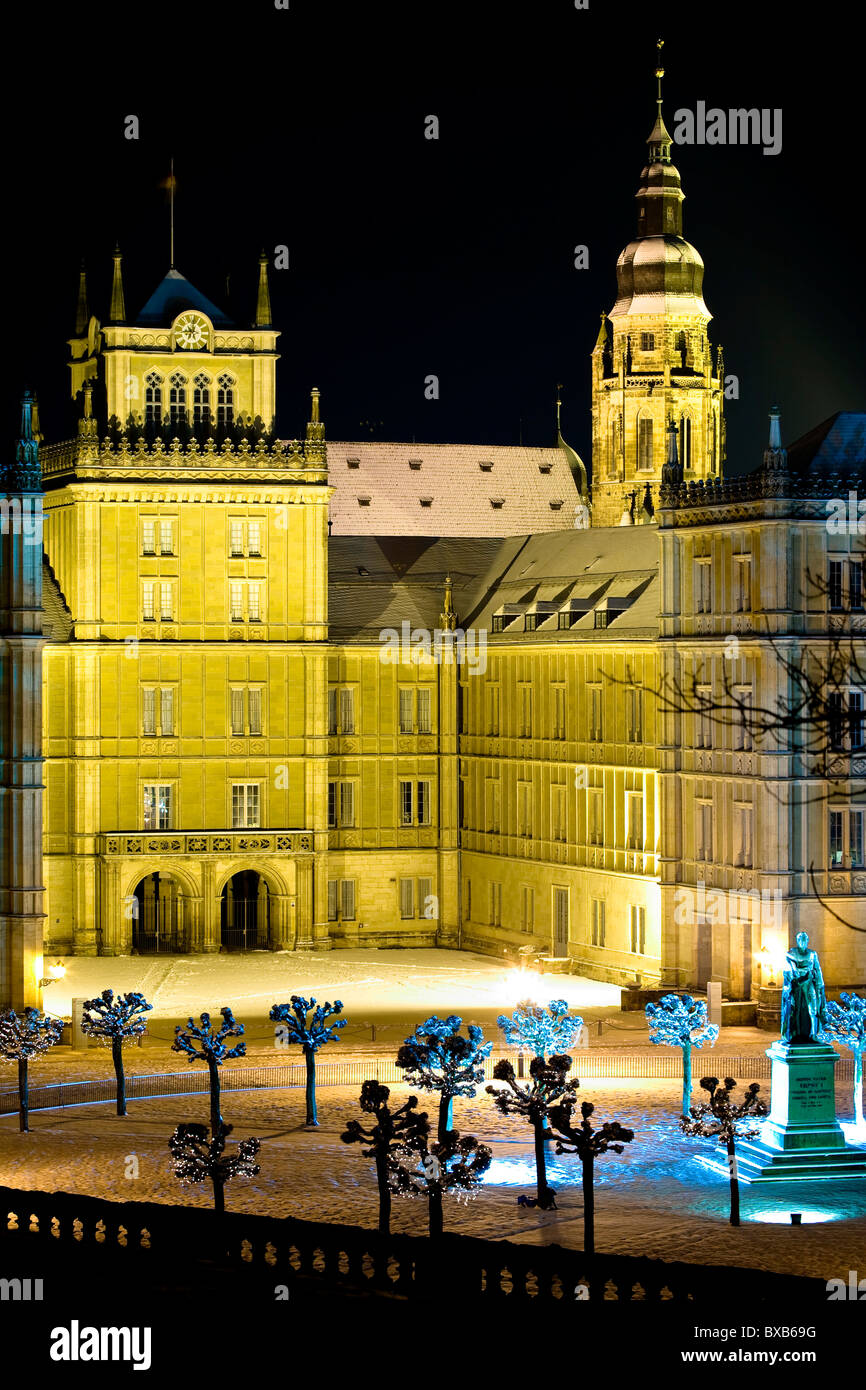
xmin=591 ymin=48 xmax=725 ymax=527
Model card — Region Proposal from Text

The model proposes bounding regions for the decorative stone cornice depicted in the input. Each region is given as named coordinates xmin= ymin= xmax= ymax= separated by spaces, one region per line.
xmin=40 ymin=434 xmax=328 ymax=485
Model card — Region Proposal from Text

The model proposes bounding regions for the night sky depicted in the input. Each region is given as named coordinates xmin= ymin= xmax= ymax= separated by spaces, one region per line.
xmin=12 ymin=0 xmax=863 ymax=476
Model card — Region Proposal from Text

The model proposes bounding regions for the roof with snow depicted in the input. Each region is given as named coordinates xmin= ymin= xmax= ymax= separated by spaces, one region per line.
xmin=325 ymin=441 xmax=584 ymax=537
xmin=136 ymin=269 xmax=233 ymax=327
xmin=786 ymin=411 xmax=866 ymax=477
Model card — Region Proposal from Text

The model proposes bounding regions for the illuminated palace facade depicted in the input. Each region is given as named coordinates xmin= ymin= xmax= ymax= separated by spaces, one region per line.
xmin=2 ymin=96 xmax=864 ymax=1010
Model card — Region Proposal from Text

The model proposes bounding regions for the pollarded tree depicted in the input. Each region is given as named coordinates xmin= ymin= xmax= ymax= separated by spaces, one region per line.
xmin=548 ymin=1097 xmax=635 ymax=1255
xmin=821 ymin=991 xmax=866 ymax=1130
xmin=486 ymin=1054 xmax=579 ymax=1210
xmin=389 ymin=1127 xmax=492 ymax=1238
xmin=341 ymin=1080 xmax=428 ymax=1235
xmin=646 ymin=993 xmax=719 ymax=1119
xmin=269 ymin=996 xmax=347 ymax=1128
xmin=80 ymin=989 xmax=152 ymax=1116
xmin=497 ymin=999 xmax=585 ymax=1059
xmin=172 ymin=1008 xmax=246 ymax=1137
xmin=169 ymin=1120 xmax=261 ymax=1216
xmin=681 ymin=1076 xmax=767 ymax=1226
xmin=0 ymin=1007 xmax=65 ymax=1132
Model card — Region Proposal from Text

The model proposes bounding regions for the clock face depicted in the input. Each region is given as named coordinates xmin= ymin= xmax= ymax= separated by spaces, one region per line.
xmin=175 ymin=313 xmax=208 ymax=349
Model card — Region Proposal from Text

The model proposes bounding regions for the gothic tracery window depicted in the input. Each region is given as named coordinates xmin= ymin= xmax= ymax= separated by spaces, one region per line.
xmin=193 ymin=372 xmax=212 ymax=429
xmin=145 ymin=371 xmax=163 ymax=426
xmin=217 ymin=372 xmax=236 ymax=426
xmin=169 ymin=371 xmax=188 ymax=426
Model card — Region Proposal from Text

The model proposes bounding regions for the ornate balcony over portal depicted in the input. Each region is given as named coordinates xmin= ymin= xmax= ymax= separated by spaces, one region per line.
xmin=99 ymin=830 xmax=314 ymax=857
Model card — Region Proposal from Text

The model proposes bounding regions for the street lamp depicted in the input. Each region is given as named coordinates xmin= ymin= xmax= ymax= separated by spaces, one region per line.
xmin=38 ymin=961 xmax=66 ymax=988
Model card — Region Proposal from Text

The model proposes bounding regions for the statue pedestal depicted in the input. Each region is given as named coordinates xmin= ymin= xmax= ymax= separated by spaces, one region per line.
xmin=735 ymin=1042 xmax=866 ymax=1184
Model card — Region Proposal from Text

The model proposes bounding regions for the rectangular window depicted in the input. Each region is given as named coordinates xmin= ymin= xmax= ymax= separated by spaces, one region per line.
xmin=637 ymin=416 xmax=653 ymax=470
xmin=696 ymin=686 xmax=713 ymax=749
xmin=588 ymin=788 xmax=604 ymax=845
xmin=232 ymin=783 xmax=260 ymax=829
xmin=522 ymin=885 xmax=535 ymax=932
xmin=486 ymin=779 xmax=500 ymax=833
xmin=629 ymin=905 xmax=647 ymax=955
xmin=640 ymin=332 xmax=655 ymax=351
xmin=733 ymin=555 xmax=752 ymax=613
xmin=418 ymin=877 xmax=433 ymax=918
xmin=142 ymin=688 xmax=156 ymax=737
xmin=830 ymin=808 xmax=864 ymax=867
xmin=142 ymin=582 xmax=155 ymax=621
xmin=735 ymin=805 xmax=754 ymax=868
xmin=851 ymin=811 xmax=864 ymax=867
xmin=851 ymin=691 xmax=865 ymax=750
xmin=247 ymin=520 xmax=261 ymax=557
xmin=231 ymin=688 xmax=245 ymax=737
xmin=489 ymin=882 xmax=502 ymax=927
xmin=487 ymin=685 xmax=500 ymax=735
xmin=829 ymin=560 xmax=844 ymax=610
xmin=142 ymin=521 xmax=156 ymax=555
xmin=328 ymin=781 xmax=337 ymax=829
xmin=327 ymin=880 xmax=338 ymax=921
xmin=248 ymin=584 xmax=261 ymax=622
xmin=160 ymin=687 xmax=174 ymax=737
xmin=733 ymin=687 xmax=754 ymax=751
xmin=697 ymin=800 xmax=713 ymax=861
xmin=399 ymin=688 xmax=414 ymax=734
xmin=230 ymin=582 xmax=244 ymax=622
xmin=850 ymin=560 xmax=863 ymax=611
xmin=551 ymin=784 xmax=567 ymax=842
xmin=417 ymin=780 xmax=431 ymax=826
xmin=829 ymin=692 xmax=846 ymax=751
xmin=248 ymin=688 xmax=262 ymax=737
xmin=590 ymin=686 xmax=604 ymax=741
xmin=696 ymin=558 xmax=712 ymax=614
xmin=160 ymin=582 xmax=173 ymax=621
xmin=399 ymin=877 xmax=414 ymax=919
xmin=230 ymin=521 xmax=244 ymax=557
xmin=519 ymin=684 xmax=532 ymax=737
xmin=339 ymin=687 xmax=355 ymax=735
xmin=627 ymin=793 xmax=644 ymax=850
xmin=626 ymin=686 xmax=643 ymax=743
xmin=328 ymin=687 xmax=337 ymax=735
xmin=552 ymin=686 xmax=566 ymax=739
xmin=400 ymin=779 xmax=413 ymax=826
xmin=143 ymin=784 xmax=172 ymax=831
xmin=417 ymin=687 xmax=431 ymax=734
xmin=829 ymin=809 xmax=844 ymax=865
xmin=517 ymin=781 xmax=532 ymax=837
xmin=341 ymin=879 xmax=356 ymax=922
xmin=339 ymin=781 xmax=355 ymax=827
xmin=591 ymin=898 xmax=606 ymax=948
xmin=159 ymin=520 xmax=173 ymax=556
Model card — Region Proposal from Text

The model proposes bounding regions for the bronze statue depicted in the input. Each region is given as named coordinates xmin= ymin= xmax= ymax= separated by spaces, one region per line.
xmin=781 ymin=931 xmax=827 ymax=1043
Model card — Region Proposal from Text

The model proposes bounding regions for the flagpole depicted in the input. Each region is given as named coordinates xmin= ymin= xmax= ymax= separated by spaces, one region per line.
xmin=170 ymin=158 xmax=175 ymax=269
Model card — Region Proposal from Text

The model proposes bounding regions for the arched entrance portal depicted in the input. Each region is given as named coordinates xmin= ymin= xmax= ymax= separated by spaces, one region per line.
xmin=132 ymin=873 xmax=188 ymax=954
xmin=220 ymin=870 xmax=271 ymax=950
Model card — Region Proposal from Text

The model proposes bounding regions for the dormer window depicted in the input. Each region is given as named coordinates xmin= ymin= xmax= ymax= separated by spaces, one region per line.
xmin=490 ymin=497 xmax=505 ymax=509
xmin=479 ymin=461 xmax=494 ymax=472
xmin=492 ymin=615 xmax=505 ymax=633
xmin=594 ymin=609 xmax=610 ymax=629
xmin=549 ymin=499 xmax=563 ymax=511
xmin=347 ymin=457 xmax=360 ymax=469
xmin=408 ymin=459 xmax=422 ymax=470
xmin=538 ymin=462 xmax=553 ymax=474
xmin=419 ymin=497 xmax=433 ymax=508
xmin=358 ymin=496 xmax=371 ymax=506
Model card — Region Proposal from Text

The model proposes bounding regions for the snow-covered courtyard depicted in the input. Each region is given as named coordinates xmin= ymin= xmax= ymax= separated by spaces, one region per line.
xmin=2 ymin=1076 xmax=864 ymax=1288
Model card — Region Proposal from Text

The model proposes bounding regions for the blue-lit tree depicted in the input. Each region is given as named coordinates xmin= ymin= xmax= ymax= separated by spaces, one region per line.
xmin=269 ymin=996 xmax=347 ymax=1128
xmin=821 ymin=991 xmax=866 ymax=1131
xmin=169 ymin=1120 xmax=261 ymax=1216
xmin=486 ymin=1054 xmax=579 ymax=1209
xmin=497 ymin=999 xmax=585 ymax=1058
xmin=172 ymin=1008 xmax=246 ymax=1137
xmin=645 ymin=993 xmax=719 ymax=1118
xmin=341 ymin=1080 xmax=428 ymax=1235
xmin=548 ymin=1097 xmax=635 ymax=1255
xmin=397 ymin=1014 xmax=492 ymax=1238
xmin=681 ymin=1076 xmax=766 ymax=1226
xmin=0 ymin=1007 xmax=65 ymax=1132
xmin=389 ymin=1126 xmax=493 ymax=1237
xmin=80 ymin=989 xmax=152 ymax=1116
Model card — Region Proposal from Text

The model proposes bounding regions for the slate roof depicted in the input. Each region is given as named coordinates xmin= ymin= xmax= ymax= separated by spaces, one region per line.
xmin=786 ymin=411 xmax=866 ymax=477
xmin=326 ymin=442 xmax=583 ymax=536
xmin=328 ymin=527 xmax=661 ymax=643
xmin=136 ymin=269 xmax=233 ymax=327
xmin=42 ymin=560 xmax=74 ymax=641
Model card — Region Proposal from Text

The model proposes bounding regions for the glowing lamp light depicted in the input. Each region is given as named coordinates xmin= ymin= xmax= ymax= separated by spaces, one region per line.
xmin=37 ymin=960 xmax=67 ymax=988
xmin=502 ymin=970 xmax=544 ymax=1008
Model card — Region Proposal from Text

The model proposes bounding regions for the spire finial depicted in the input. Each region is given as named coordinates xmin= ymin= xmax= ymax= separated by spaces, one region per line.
xmin=109 ymin=244 xmax=126 ymax=324
xmin=655 ymin=37 xmax=664 ymax=108
xmin=555 ymin=382 xmax=563 ymax=436
xmin=12 ymin=388 xmax=42 ymax=491
xmin=306 ymin=386 xmax=325 ymax=445
xmin=255 ymin=249 xmax=273 ymax=327
xmin=441 ymin=573 xmax=457 ymax=631
xmin=647 ymin=38 xmax=672 ymax=165
xmin=763 ymin=405 xmax=787 ymax=471
xmin=74 ymin=260 xmax=89 ymax=336
xmin=661 ymin=416 xmax=683 ymax=487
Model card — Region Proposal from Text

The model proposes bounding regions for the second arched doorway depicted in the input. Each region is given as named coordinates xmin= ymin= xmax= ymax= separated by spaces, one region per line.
xmin=220 ymin=870 xmax=271 ymax=950
xmin=132 ymin=872 xmax=188 ymax=953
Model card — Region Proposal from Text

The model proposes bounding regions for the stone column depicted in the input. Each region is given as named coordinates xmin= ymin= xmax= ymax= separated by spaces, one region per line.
xmin=200 ymin=862 xmax=219 ymax=952
xmin=296 ymin=857 xmax=315 ymax=950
